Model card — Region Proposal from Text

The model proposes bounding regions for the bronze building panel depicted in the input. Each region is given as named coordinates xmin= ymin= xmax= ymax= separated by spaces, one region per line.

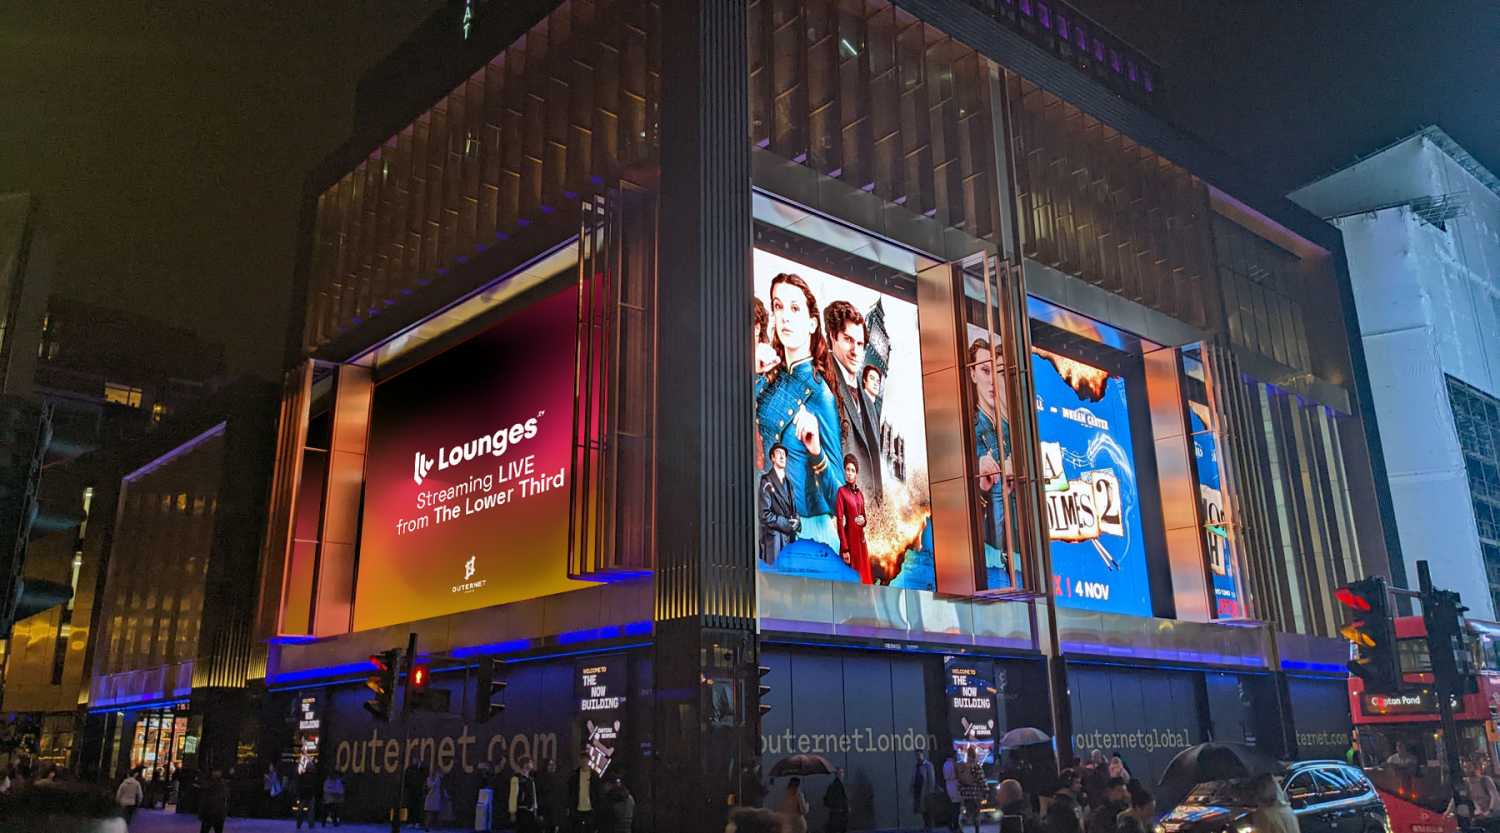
xmin=747 ymin=0 xmax=1000 ymax=244
xmin=303 ymin=0 xmax=663 ymax=356
xmin=1003 ymin=74 xmax=1211 ymax=332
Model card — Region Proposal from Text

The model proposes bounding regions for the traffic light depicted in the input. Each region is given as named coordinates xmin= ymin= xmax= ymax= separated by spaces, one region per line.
xmin=756 ymin=664 xmax=772 ymax=717
xmin=1336 ymin=576 xmax=1401 ymax=694
xmin=474 ymin=658 xmax=508 ymax=722
xmin=1423 ymin=589 xmax=1476 ymax=695
xmin=405 ymin=663 xmax=451 ymax=713
xmin=364 ymin=649 xmax=399 ymax=722
xmin=0 ymin=398 xmax=55 ymax=638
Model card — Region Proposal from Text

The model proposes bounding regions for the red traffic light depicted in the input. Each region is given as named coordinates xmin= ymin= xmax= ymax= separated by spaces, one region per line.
xmin=411 ymin=665 xmax=429 ymax=689
xmin=370 ymin=653 xmax=390 ymax=671
xmin=1335 ymin=586 xmax=1372 ymax=612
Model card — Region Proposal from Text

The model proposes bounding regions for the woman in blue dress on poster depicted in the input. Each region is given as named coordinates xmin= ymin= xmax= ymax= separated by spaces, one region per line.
xmin=970 ymin=339 xmax=1015 ymax=588
xmin=756 ymin=273 xmax=846 ymax=557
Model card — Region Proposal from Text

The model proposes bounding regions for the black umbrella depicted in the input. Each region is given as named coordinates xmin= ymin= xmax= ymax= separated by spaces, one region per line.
xmin=999 ymin=727 xmax=1051 ymax=748
xmin=1159 ymin=742 xmax=1283 ymax=788
xmin=769 ymin=754 xmax=835 ymax=777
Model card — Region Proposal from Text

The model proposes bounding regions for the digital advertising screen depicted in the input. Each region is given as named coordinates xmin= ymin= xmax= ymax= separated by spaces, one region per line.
xmin=577 ymin=657 xmax=626 ymax=776
xmin=352 ymin=288 xmax=580 ymax=632
xmin=751 ymin=248 xmax=935 ymax=590
xmin=944 ymin=657 xmax=998 ymax=764
xmin=964 ymin=325 xmax=1019 ymax=592
xmin=1190 ymin=403 xmax=1240 ymax=617
xmin=1032 ymin=347 xmax=1152 ymax=616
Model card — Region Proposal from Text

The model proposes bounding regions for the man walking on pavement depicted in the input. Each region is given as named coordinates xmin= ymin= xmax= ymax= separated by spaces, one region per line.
xmin=509 ymin=756 xmax=541 ymax=833
xmin=197 ymin=768 xmax=230 ymax=833
xmin=912 ymin=750 xmax=938 ymax=833
xmin=115 ymin=768 xmax=144 ymax=826
xmin=568 ymin=748 xmax=600 ymax=833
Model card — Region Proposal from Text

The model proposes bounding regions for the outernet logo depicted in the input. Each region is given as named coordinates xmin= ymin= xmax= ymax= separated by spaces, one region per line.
xmin=452 ymin=555 xmax=487 ymax=594
xmin=412 ymin=413 xmax=543 ymax=486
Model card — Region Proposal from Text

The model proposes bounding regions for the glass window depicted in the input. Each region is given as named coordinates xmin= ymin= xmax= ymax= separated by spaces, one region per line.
xmin=1285 ymin=772 xmax=1318 ymax=805
xmin=1448 ymin=376 xmax=1500 ymax=602
xmin=1357 ymin=723 xmax=1489 ymax=813
xmin=104 ymin=383 xmax=143 ymax=408
xmin=1313 ymin=767 xmax=1360 ymax=799
xmin=1339 ymin=765 xmax=1375 ymax=795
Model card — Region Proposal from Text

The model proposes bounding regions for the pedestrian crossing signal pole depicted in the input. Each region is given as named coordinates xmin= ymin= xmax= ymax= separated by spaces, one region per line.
xmin=391 ymin=631 xmax=417 ymax=833
xmin=1418 ymin=562 xmax=1473 ymax=828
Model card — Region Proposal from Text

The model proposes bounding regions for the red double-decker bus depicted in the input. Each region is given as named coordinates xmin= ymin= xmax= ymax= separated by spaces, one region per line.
xmin=1349 ymin=616 xmax=1500 ymax=833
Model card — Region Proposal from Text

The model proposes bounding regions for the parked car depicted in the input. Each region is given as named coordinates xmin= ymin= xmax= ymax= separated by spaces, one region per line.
xmin=1157 ymin=761 xmax=1389 ymax=833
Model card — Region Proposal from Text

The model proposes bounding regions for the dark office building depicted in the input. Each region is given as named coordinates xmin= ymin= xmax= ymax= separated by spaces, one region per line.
xmin=0 ymin=199 xmax=230 ymax=772
xmin=0 ymin=300 xmax=231 ymax=773
xmin=73 ymin=1 xmax=1398 ymax=829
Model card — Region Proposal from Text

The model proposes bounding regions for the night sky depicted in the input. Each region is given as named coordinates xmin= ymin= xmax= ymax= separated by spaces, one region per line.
xmin=2 ymin=1 xmax=1494 ymax=379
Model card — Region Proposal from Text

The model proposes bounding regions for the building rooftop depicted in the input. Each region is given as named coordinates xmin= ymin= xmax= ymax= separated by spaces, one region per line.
xmin=1291 ymin=125 xmax=1500 ymax=219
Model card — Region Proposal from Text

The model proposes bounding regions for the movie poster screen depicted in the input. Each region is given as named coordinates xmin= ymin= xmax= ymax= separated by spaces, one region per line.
xmin=962 ymin=328 xmax=1020 ymax=592
xmin=1190 ymin=402 xmax=1240 ymax=617
xmin=1031 ymin=347 xmax=1153 ymax=617
xmin=752 ymin=249 xmax=935 ymax=590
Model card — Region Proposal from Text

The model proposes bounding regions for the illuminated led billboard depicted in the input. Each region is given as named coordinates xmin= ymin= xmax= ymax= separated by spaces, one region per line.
xmin=962 ymin=326 xmax=1020 ymax=592
xmin=1190 ymin=403 xmax=1240 ymax=617
xmin=353 ymin=288 xmax=580 ymax=631
xmin=1032 ymin=348 xmax=1152 ymax=616
xmin=752 ymin=249 xmax=934 ymax=590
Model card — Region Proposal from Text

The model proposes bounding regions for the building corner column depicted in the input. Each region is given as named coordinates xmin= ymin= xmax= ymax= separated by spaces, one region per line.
xmin=652 ymin=1 xmax=758 ymax=832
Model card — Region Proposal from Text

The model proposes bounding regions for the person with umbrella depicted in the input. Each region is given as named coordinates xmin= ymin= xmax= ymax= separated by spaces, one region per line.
xmin=778 ymin=776 xmax=810 ymax=833
xmin=1246 ymin=773 xmax=1299 ymax=833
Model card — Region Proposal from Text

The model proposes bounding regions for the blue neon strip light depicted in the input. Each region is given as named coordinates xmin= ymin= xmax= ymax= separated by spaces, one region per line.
xmin=267 ymin=643 xmax=651 ymax=691
xmin=450 ymin=639 xmax=533 ymax=659
xmin=557 ymin=620 xmax=652 ymax=645
xmin=265 ymin=660 xmax=376 ymax=687
xmin=269 ymin=634 xmax=321 ymax=645
xmin=88 ymin=697 xmax=190 ymax=715
xmin=1280 ymin=659 xmax=1346 ymax=674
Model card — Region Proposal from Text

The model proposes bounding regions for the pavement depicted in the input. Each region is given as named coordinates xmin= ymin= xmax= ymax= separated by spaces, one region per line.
xmin=126 ymin=808 xmax=1012 ymax=833
xmin=127 ymin=809 xmax=418 ymax=833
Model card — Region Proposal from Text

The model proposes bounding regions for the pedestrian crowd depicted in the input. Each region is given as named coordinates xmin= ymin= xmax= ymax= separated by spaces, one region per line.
xmin=731 ymin=746 xmax=1182 ymax=833
xmin=0 ymin=744 xmax=1306 ymax=833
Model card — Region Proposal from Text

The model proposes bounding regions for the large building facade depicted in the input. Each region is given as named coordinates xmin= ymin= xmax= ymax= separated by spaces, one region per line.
xmin=1291 ymin=127 xmax=1500 ymax=619
xmin=71 ymin=1 xmax=1398 ymax=830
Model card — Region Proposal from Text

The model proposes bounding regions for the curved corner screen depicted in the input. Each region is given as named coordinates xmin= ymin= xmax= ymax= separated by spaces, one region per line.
xmin=353 ymin=288 xmax=579 ymax=631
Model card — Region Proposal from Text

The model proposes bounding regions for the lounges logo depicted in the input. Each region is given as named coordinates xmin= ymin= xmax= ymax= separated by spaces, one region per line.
xmin=411 ymin=414 xmax=543 ymax=486
xmin=413 ymin=452 xmax=436 ymax=485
